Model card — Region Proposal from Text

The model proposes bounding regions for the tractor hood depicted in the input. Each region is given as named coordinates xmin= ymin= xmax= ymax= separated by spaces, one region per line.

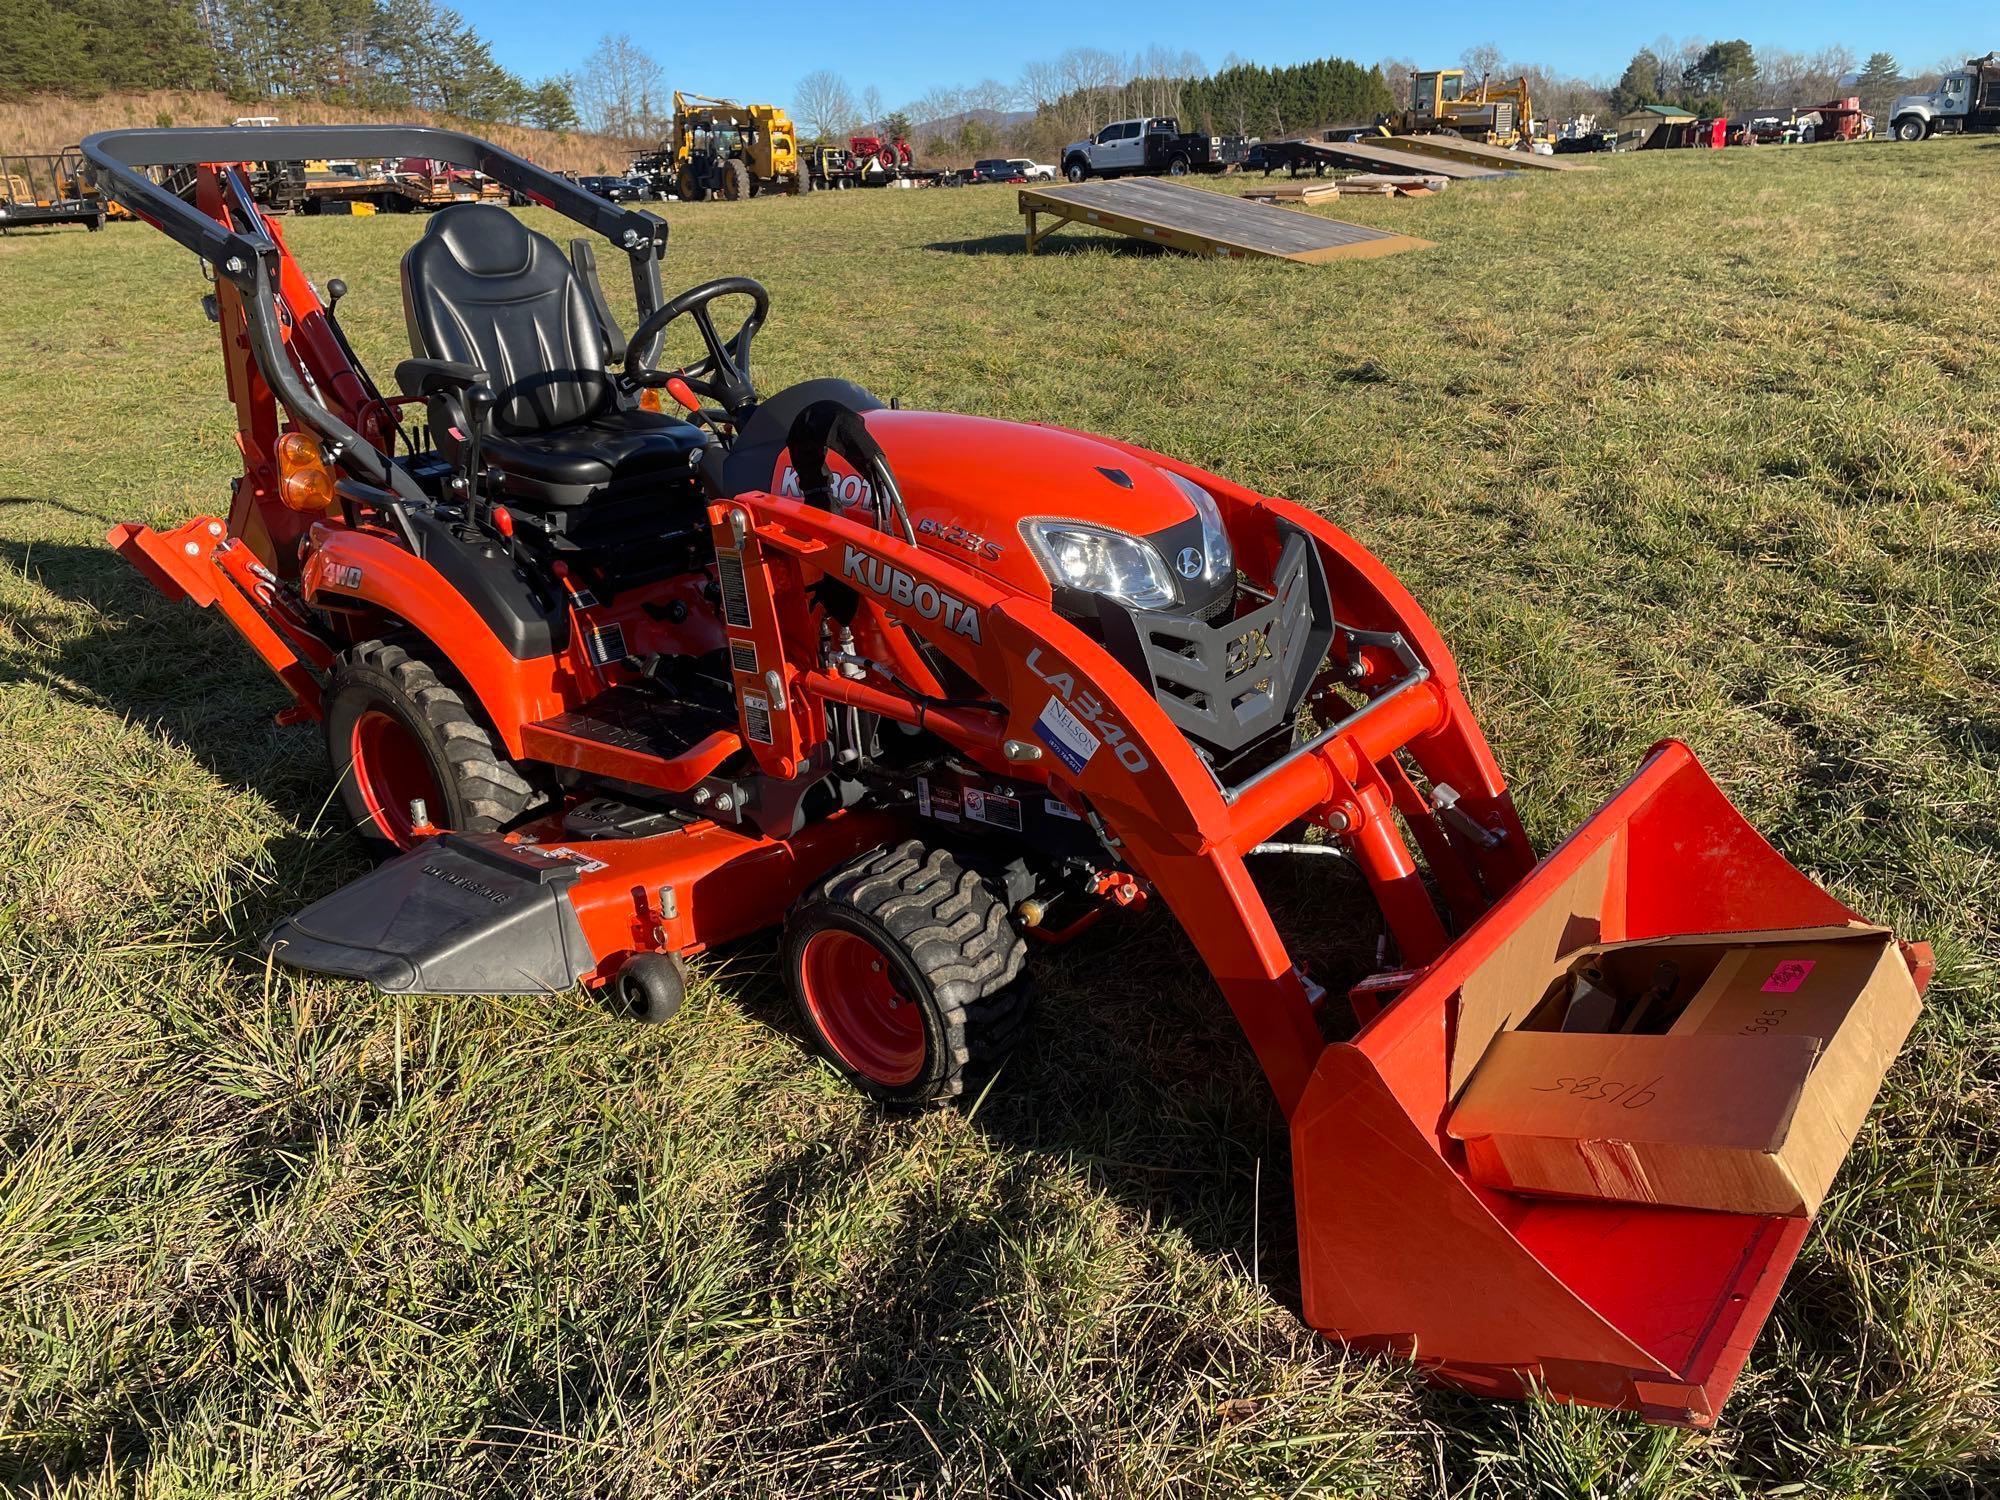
xmin=767 ymin=408 xmax=1236 ymax=619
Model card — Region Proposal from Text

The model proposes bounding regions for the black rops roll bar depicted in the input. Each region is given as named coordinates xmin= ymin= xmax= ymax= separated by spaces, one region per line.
xmin=79 ymin=127 xmax=672 ymax=504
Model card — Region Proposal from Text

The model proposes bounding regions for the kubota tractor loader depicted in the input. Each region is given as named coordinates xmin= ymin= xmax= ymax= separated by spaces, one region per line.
xmin=81 ymin=125 xmax=1925 ymax=1429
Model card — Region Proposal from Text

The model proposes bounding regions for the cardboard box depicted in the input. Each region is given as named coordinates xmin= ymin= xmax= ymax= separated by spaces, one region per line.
xmin=1446 ymin=933 xmax=1921 ymax=1215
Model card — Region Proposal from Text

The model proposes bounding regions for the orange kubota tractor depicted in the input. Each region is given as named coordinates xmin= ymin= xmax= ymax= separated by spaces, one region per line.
xmin=83 ymin=125 xmax=1925 ymax=1428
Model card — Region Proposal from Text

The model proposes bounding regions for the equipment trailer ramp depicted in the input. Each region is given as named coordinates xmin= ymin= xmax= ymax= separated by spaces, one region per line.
xmin=1388 ymin=133 xmax=1581 ymax=171
xmin=1020 ymin=178 xmax=1431 ymax=264
xmin=1271 ymin=138 xmax=1503 ymax=180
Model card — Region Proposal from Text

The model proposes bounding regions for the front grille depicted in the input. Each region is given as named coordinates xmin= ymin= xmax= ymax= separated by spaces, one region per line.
xmin=1097 ymin=527 xmax=1334 ymax=755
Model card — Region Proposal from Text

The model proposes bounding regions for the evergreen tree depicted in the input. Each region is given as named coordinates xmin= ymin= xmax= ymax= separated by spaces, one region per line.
xmin=1855 ymin=52 xmax=1902 ymax=112
xmin=1608 ymin=50 xmax=1661 ymax=115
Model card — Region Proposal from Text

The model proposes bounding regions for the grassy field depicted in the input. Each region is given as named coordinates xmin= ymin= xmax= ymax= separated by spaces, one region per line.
xmin=1 ymin=140 xmax=1996 ymax=1497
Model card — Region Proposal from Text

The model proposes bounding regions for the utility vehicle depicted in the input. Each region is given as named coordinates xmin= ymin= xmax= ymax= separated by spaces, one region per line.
xmin=83 ymin=125 xmax=1922 ymax=1429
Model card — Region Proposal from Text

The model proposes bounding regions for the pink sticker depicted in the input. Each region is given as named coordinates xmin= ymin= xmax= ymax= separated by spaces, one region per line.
xmin=1761 ymin=959 xmax=1816 ymax=994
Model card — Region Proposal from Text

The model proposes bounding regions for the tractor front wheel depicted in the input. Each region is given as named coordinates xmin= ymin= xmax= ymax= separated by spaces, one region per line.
xmin=719 ymin=159 xmax=751 ymax=201
xmin=783 ymin=841 xmax=1030 ymax=1106
xmin=324 ymin=638 xmax=536 ymax=851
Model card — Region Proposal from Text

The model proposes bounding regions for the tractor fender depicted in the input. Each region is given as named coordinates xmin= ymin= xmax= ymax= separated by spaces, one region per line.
xmin=303 ymin=525 xmax=567 ymax=757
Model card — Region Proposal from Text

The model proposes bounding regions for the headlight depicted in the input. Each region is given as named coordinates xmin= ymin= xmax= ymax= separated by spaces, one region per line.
xmin=1162 ymin=472 xmax=1234 ymax=589
xmin=1023 ymin=520 xmax=1177 ymax=608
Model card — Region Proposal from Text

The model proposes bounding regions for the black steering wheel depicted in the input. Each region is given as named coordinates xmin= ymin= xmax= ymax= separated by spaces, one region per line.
xmin=624 ymin=275 xmax=769 ymax=415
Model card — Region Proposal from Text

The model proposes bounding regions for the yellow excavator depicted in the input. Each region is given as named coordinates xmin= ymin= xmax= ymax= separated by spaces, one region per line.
xmin=1379 ymin=69 xmax=1535 ymax=148
xmin=668 ymin=92 xmax=806 ymax=200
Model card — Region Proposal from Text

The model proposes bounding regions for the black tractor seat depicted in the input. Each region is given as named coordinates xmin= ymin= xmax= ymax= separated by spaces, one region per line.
xmin=477 ymin=408 xmax=703 ymax=508
xmin=398 ymin=202 xmax=706 ymax=512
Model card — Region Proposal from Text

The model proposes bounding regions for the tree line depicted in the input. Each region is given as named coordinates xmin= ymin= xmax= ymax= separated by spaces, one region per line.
xmin=0 ymin=0 xmax=577 ymax=130
xmin=1602 ymin=36 xmax=1969 ymax=119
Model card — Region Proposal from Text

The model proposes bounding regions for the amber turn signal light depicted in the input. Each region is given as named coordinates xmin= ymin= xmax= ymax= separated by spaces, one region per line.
xmin=276 ymin=430 xmax=336 ymax=512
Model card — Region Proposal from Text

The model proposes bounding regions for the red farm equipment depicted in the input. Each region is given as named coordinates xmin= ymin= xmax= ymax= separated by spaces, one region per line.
xmin=81 ymin=125 xmax=1925 ymax=1428
xmin=849 ymin=134 xmax=913 ymax=176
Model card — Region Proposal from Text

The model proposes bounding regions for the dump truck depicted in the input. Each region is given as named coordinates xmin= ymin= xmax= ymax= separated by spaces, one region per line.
xmin=1888 ymin=53 xmax=2000 ymax=140
xmin=669 ymin=92 xmax=806 ymax=200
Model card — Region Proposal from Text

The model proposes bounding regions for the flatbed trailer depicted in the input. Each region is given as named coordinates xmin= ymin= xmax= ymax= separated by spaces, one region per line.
xmin=1383 ymin=133 xmax=1578 ymax=172
xmin=0 ymin=153 xmax=107 ymax=230
xmin=1258 ymin=138 xmax=1502 ymax=181
xmin=302 ymin=164 xmax=506 ymax=214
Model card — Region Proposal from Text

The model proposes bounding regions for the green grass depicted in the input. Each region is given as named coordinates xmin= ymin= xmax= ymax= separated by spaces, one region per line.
xmin=1 ymin=141 xmax=1997 ymax=1497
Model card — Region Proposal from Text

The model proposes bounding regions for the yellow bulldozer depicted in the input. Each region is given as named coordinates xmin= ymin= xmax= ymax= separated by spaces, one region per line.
xmin=1380 ymin=69 xmax=1535 ymax=148
xmin=668 ymin=92 xmax=806 ymax=200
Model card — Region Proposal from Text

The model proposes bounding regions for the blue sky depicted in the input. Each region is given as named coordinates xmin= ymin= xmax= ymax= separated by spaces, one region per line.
xmin=467 ymin=2 xmax=1993 ymax=111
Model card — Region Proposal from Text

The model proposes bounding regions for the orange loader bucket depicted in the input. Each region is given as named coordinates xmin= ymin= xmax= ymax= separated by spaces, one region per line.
xmin=1290 ymin=741 xmax=1927 ymax=1427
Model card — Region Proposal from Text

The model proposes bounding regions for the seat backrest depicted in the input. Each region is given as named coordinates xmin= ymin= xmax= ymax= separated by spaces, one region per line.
xmin=400 ymin=203 xmax=611 ymax=433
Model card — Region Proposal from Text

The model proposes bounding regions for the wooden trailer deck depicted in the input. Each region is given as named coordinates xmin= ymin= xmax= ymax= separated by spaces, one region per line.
xmin=1388 ymin=134 xmax=1580 ymax=171
xmin=1018 ymin=179 xmax=1431 ymax=265
xmin=1281 ymin=139 xmax=1502 ymax=180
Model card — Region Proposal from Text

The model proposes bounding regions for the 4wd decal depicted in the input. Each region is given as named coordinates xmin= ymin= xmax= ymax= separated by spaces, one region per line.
xmin=1026 ymin=646 xmax=1150 ymax=772
xmin=317 ymin=558 xmax=364 ymax=591
xmin=842 ymin=544 xmax=983 ymax=642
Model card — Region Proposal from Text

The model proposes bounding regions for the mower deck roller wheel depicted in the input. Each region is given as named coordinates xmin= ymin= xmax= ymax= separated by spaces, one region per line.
xmin=326 ymin=638 xmax=536 ymax=849
xmin=784 ymin=840 xmax=1030 ymax=1105
xmin=613 ymin=952 xmax=687 ymax=1023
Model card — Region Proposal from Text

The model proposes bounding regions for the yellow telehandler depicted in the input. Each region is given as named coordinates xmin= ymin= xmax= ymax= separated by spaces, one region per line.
xmin=669 ymin=92 xmax=806 ymax=200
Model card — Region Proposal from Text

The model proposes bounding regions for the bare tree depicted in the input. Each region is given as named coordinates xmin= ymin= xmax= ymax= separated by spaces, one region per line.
xmin=1461 ymin=42 xmax=1505 ymax=84
xmin=965 ymin=76 xmax=1018 ymax=114
xmin=795 ymin=69 xmax=859 ymax=141
xmin=861 ymin=83 xmax=884 ymax=129
xmin=1379 ymin=56 xmax=1415 ymax=107
xmin=1804 ymin=43 xmax=1857 ymax=98
xmin=1019 ymin=57 xmax=1062 ymax=113
xmin=575 ymin=33 xmax=666 ymax=145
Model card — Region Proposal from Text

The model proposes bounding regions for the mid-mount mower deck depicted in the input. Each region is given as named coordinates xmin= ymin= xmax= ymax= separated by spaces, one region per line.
xmin=82 ymin=126 xmax=1924 ymax=1428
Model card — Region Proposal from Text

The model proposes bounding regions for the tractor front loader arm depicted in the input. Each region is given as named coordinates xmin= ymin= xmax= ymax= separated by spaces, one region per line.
xmin=713 ymin=489 xmax=1530 ymax=1115
xmin=718 ymin=487 xmax=1925 ymax=1427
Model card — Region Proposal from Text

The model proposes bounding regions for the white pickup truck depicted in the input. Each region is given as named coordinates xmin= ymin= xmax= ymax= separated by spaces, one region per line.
xmin=1060 ymin=116 xmax=1248 ymax=182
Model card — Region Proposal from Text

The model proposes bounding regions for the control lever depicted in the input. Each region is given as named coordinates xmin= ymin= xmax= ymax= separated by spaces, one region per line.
xmin=462 ymin=384 xmax=497 ymax=499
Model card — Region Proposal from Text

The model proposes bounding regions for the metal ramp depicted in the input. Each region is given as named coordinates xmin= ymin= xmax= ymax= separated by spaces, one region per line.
xmin=1019 ymin=179 xmax=1431 ymax=265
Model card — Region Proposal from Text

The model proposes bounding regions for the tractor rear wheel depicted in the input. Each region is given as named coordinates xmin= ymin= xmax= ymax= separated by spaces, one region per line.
xmin=719 ymin=159 xmax=751 ymax=201
xmin=324 ymin=638 xmax=536 ymax=851
xmin=783 ymin=840 xmax=1030 ymax=1106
